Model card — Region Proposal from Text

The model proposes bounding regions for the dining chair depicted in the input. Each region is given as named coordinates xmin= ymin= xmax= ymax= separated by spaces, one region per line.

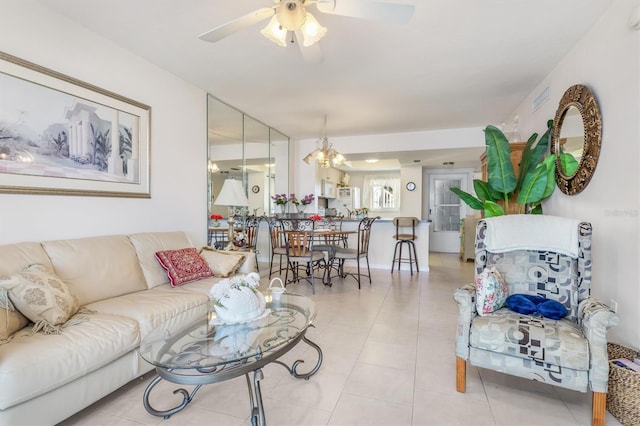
xmin=266 ymin=217 xmax=287 ymax=279
xmin=334 ymin=216 xmax=379 ymax=289
xmin=391 ymin=216 xmax=419 ymax=274
xmin=243 ymin=215 xmax=262 ymax=271
xmin=282 ymin=227 xmax=325 ymax=294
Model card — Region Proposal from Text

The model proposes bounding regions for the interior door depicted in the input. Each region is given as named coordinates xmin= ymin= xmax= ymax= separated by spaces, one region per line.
xmin=428 ymin=173 xmax=467 ymax=253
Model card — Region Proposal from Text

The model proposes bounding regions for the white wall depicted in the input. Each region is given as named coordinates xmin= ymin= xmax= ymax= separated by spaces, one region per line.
xmin=293 ymin=127 xmax=484 ymax=216
xmin=507 ymin=0 xmax=640 ymax=347
xmin=0 ymin=1 xmax=208 ymax=246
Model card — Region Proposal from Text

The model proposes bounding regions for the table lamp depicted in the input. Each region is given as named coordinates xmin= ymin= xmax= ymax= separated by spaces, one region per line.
xmin=214 ymin=178 xmax=249 ymax=247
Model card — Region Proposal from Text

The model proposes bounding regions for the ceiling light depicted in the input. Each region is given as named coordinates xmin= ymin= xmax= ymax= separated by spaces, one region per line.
xmin=208 ymin=161 xmax=220 ymax=173
xmin=277 ymin=0 xmax=307 ymax=30
xmin=260 ymin=15 xmax=287 ymax=47
xmin=304 ymin=136 xmax=345 ymax=169
xmin=365 ymin=159 xmax=379 ymax=164
xmin=261 ymin=0 xmax=327 ymax=48
xmin=300 ymin=12 xmax=327 ymax=46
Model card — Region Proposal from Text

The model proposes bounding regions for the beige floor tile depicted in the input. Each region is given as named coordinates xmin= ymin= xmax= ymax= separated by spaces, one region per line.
xmin=412 ymin=387 xmax=495 ymax=426
xmin=328 ymin=393 xmax=413 ymax=426
xmin=343 ymin=362 xmax=415 ymax=407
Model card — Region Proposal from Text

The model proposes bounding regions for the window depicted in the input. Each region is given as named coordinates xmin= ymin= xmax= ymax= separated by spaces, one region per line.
xmin=363 ymin=174 xmax=401 ymax=211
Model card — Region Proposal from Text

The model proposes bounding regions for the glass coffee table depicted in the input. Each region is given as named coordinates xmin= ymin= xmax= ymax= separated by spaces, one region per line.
xmin=139 ymin=292 xmax=322 ymax=426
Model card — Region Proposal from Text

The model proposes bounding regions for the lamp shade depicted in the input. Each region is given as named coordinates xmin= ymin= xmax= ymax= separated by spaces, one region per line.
xmin=214 ymin=179 xmax=249 ymax=207
xmin=261 ymin=15 xmax=287 ymax=47
xmin=301 ymin=12 xmax=327 ymax=47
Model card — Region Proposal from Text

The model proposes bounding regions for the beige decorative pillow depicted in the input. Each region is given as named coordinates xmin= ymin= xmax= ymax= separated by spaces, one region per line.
xmin=199 ymin=248 xmax=246 ymax=278
xmin=0 ymin=264 xmax=79 ymax=334
xmin=0 ymin=305 xmax=29 ymax=344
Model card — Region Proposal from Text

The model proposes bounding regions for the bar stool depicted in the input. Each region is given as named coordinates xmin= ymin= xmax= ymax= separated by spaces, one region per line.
xmin=391 ymin=217 xmax=419 ymax=274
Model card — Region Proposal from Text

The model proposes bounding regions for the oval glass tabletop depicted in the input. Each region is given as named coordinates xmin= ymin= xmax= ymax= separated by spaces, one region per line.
xmin=139 ymin=292 xmax=316 ymax=370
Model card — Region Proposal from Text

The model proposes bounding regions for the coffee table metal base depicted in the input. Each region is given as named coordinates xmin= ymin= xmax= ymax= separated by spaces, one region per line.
xmin=142 ymin=333 xmax=322 ymax=425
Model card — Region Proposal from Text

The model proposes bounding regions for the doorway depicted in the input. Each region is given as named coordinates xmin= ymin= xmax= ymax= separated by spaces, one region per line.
xmin=427 ymin=172 xmax=468 ymax=253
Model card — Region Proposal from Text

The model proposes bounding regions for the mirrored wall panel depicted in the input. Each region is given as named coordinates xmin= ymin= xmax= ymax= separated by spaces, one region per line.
xmin=207 ymin=95 xmax=289 ymax=221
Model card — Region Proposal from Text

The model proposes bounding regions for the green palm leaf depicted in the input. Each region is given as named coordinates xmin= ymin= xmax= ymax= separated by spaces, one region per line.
xmin=450 ymin=187 xmax=484 ymax=210
xmin=483 ymin=200 xmax=505 ymax=217
xmin=485 ymin=125 xmax=516 ymax=197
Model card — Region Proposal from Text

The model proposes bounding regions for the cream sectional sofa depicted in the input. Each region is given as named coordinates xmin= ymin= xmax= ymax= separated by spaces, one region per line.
xmin=0 ymin=231 xmax=253 ymax=426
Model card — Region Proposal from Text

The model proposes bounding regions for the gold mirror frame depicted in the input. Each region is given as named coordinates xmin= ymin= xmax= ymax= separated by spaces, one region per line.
xmin=550 ymin=84 xmax=602 ymax=195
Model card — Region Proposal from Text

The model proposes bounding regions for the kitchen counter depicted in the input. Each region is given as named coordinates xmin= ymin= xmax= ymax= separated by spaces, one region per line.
xmin=252 ymin=217 xmax=431 ymax=273
xmin=339 ymin=218 xmax=431 ymax=271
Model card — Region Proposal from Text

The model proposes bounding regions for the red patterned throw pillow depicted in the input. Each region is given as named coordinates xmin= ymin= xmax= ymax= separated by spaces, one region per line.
xmin=155 ymin=248 xmax=213 ymax=286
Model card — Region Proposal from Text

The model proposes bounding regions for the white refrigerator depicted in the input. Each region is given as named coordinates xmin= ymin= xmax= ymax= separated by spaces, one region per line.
xmin=329 ymin=187 xmax=361 ymax=217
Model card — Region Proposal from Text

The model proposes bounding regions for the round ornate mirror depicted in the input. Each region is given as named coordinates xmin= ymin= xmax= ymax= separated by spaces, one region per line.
xmin=550 ymin=84 xmax=602 ymax=195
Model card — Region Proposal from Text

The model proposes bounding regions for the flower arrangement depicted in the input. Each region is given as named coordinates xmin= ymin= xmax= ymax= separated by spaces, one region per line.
xmin=292 ymin=193 xmax=315 ymax=206
xmin=210 ymin=214 xmax=223 ymax=220
xmin=309 ymin=215 xmax=322 ymax=221
xmin=271 ymin=193 xmax=292 ymax=205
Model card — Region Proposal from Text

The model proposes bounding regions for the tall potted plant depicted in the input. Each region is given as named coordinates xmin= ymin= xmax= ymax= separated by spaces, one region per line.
xmin=451 ymin=120 xmax=559 ymax=216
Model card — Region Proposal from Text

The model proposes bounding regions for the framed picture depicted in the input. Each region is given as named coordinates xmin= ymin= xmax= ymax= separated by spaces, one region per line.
xmin=0 ymin=51 xmax=151 ymax=197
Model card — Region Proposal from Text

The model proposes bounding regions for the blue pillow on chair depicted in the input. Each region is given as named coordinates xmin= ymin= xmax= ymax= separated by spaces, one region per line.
xmin=505 ymin=294 xmax=568 ymax=320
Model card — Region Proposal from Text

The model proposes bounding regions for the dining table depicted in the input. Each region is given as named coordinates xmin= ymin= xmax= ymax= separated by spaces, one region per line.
xmin=281 ymin=228 xmax=357 ymax=286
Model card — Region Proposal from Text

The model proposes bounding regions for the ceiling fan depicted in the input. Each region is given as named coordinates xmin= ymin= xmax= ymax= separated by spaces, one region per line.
xmin=198 ymin=0 xmax=415 ymax=63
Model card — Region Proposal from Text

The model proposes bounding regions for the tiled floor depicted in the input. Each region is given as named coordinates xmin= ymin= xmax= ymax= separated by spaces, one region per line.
xmin=59 ymin=254 xmax=622 ymax=426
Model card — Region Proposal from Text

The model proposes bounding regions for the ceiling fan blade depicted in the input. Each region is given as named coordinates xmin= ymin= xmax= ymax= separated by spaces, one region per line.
xmin=198 ymin=7 xmax=275 ymax=42
xmin=294 ymin=31 xmax=324 ymax=64
xmin=315 ymin=0 xmax=414 ymax=24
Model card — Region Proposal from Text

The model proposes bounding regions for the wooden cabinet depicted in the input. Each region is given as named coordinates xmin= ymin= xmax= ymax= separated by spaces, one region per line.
xmin=480 ymin=142 xmax=526 ymax=181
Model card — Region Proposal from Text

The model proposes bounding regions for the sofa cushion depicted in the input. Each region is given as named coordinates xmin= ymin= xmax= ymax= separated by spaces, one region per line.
xmin=84 ymin=285 xmax=210 ymax=339
xmin=155 ymin=248 xmax=214 ymax=286
xmin=0 ymin=313 xmax=139 ymax=410
xmin=42 ymin=235 xmax=147 ymax=306
xmin=0 ymin=241 xmax=54 ymax=276
xmin=0 ymin=264 xmax=79 ymax=333
xmin=128 ymin=232 xmax=193 ymax=289
xmin=0 ymin=306 xmax=28 ymax=344
xmin=469 ymin=308 xmax=589 ymax=371
xmin=199 ymin=248 xmax=246 ymax=277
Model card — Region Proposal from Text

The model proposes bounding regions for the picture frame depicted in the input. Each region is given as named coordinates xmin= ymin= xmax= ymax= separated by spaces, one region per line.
xmin=0 ymin=51 xmax=151 ymax=197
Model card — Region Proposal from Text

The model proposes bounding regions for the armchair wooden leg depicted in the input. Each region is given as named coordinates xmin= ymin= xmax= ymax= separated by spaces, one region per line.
xmin=456 ymin=356 xmax=466 ymax=393
xmin=592 ymin=392 xmax=606 ymax=426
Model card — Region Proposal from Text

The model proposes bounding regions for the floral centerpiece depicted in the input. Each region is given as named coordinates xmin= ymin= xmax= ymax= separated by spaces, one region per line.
xmin=292 ymin=193 xmax=315 ymax=213
xmin=272 ymin=193 xmax=292 ymax=214
xmin=209 ymin=272 xmax=267 ymax=324
xmin=209 ymin=213 xmax=223 ymax=227
xmin=309 ymin=215 xmax=322 ymax=221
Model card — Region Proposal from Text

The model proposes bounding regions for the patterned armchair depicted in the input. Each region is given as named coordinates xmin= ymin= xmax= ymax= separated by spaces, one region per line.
xmin=454 ymin=215 xmax=619 ymax=426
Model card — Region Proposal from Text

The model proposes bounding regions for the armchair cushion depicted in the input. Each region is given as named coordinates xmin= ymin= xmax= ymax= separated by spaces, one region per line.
xmin=475 ymin=267 xmax=508 ymax=316
xmin=469 ymin=309 xmax=589 ymax=371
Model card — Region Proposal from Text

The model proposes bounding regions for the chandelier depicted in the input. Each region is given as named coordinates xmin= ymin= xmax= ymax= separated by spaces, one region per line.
xmin=260 ymin=0 xmax=327 ymax=47
xmin=303 ymin=136 xmax=345 ymax=168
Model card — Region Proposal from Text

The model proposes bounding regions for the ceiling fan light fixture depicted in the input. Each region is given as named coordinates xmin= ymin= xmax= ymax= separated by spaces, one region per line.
xmin=301 ymin=12 xmax=327 ymax=46
xmin=276 ymin=0 xmax=307 ymax=31
xmin=261 ymin=15 xmax=288 ymax=47
xmin=303 ymin=152 xmax=315 ymax=164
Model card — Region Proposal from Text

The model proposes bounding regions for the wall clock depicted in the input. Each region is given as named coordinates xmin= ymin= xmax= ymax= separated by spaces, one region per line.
xmin=251 ymin=185 xmax=260 ymax=193
xmin=406 ymin=182 xmax=416 ymax=191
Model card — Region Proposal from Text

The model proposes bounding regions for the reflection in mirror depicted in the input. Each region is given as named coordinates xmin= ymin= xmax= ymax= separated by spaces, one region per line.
xmin=207 ymin=94 xmax=289 ymax=222
xmin=557 ymin=106 xmax=583 ymax=177
xmin=550 ymin=84 xmax=602 ymax=195
xmin=207 ymin=96 xmax=243 ymax=219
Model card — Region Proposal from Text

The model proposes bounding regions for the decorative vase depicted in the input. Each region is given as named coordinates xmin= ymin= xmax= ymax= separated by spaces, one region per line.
xmin=210 ymin=220 xmax=220 ymax=227
xmin=296 ymin=204 xmax=307 ymax=214
xmin=279 ymin=204 xmax=286 ymax=215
